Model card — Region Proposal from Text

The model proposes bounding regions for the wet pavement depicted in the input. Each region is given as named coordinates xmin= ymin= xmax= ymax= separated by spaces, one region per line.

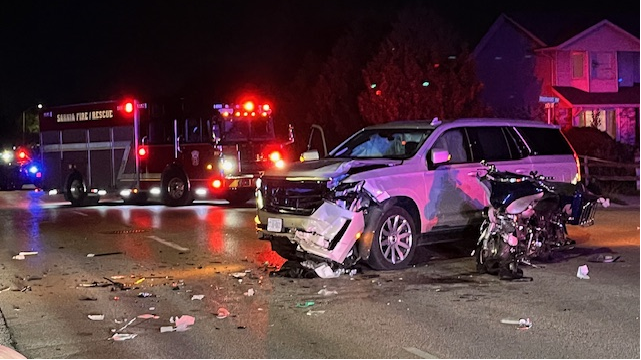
xmin=0 ymin=190 xmax=638 ymax=358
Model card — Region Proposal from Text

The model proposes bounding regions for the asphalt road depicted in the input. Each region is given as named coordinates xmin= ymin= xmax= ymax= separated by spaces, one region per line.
xmin=0 ymin=190 xmax=639 ymax=358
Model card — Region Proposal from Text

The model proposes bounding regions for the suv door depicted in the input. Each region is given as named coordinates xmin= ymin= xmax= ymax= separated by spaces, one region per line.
xmin=423 ymin=127 xmax=485 ymax=231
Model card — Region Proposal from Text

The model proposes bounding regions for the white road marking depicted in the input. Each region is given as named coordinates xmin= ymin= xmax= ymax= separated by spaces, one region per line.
xmin=72 ymin=211 xmax=89 ymax=216
xmin=404 ymin=347 xmax=439 ymax=359
xmin=146 ymin=235 xmax=189 ymax=251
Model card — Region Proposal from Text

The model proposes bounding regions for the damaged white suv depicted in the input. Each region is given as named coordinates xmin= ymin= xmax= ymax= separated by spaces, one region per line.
xmin=255 ymin=118 xmax=581 ymax=270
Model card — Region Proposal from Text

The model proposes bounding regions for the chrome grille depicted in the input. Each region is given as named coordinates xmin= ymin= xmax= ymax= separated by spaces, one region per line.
xmin=260 ymin=177 xmax=328 ymax=216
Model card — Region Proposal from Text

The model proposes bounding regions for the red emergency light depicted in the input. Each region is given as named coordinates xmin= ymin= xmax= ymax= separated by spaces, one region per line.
xmin=138 ymin=146 xmax=147 ymax=157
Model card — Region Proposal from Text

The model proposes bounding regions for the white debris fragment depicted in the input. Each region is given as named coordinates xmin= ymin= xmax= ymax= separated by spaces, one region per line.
xmin=111 ymin=333 xmax=137 ymax=341
xmin=317 ymin=289 xmax=338 ymax=296
xmin=306 ymin=310 xmax=326 ymax=316
xmin=577 ymin=264 xmax=590 ymax=280
xmin=88 ymin=314 xmax=105 ymax=321
xmin=191 ymin=295 xmax=204 ymax=300
xmin=231 ymin=272 xmax=247 ymax=278
xmin=12 ymin=251 xmax=38 ymax=260
xmin=244 ymin=288 xmax=255 ymax=296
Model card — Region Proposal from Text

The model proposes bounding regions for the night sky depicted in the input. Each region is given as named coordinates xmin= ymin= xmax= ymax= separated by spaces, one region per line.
xmin=1 ymin=0 xmax=638 ymax=146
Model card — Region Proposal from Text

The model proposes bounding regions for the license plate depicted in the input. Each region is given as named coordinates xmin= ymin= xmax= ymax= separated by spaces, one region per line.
xmin=267 ymin=218 xmax=283 ymax=232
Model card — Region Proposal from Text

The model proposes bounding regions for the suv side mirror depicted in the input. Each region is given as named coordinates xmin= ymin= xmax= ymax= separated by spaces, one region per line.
xmin=431 ymin=148 xmax=450 ymax=165
xmin=300 ymin=150 xmax=320 ymax=162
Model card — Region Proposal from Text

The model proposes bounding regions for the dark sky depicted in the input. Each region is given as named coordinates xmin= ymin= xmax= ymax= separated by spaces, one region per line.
xmin=1 ymin=0 xmax=638 ymax=145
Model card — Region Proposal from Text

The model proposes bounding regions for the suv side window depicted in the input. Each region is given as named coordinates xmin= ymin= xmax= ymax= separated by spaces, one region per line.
xmin=467 ymin=126 xmax=518 ymax=162
xmin=432 ymin=128 xmax=471 ymax=163
xmin=516 ymin=127 xmax=574 ymax=155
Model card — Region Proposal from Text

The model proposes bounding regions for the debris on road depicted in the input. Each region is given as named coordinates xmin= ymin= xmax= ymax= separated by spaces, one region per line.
xmin=88 ymin=314 xmax=105 ymax=321
xmin=110 ymin=333 xmax=137 ymax=341
xmin=500 ymin=318 xmax=532 ymax=330
xmin=306 ymin=310 xmax=326 ymax=316
xmin=86 ymin=252 xmax=123 ymax=258
xmin=191 ymin=294 xmax=204 ymax=300
xmin=78 ymin=281 xmax=111 ymax=288
xmin=577 ymin=265 xmax=590 ymax=279
xmin=216 ymin=308 xmax=230 ymax=319
xmin=79 ymin=296 xmax=98 ymax=301
xmin=169 ymin=315 xmax=195 ymax=332
xmin=138 ymin=292 xmax=155 ymax=298
xmin=296 ymin=301 xmax=315 ymax=308
xmin=134 ymin=277 xmax=146 ymax=285
xmin=137 ymin=314 xmax=159 ymax=319
xmin=12 ymin=251 xmax=38 ymax=260
xmin=244 ymin=288 xmax=255 ymax=296
xmin=317 ymin=288 xmax=338 ymax=296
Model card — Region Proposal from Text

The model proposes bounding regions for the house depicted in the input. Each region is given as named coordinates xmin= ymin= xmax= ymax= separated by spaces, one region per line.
xmin=473 ymin=14 xmax=640 ymax=146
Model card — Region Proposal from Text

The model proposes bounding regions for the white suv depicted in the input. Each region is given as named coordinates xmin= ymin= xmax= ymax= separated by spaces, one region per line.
xmin=255 ymin=118 xmax=581 ymax=270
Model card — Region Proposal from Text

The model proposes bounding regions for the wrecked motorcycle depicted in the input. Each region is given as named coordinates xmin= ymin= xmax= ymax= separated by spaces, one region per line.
xmin=473 ymin=161 xmax=603 ymax=280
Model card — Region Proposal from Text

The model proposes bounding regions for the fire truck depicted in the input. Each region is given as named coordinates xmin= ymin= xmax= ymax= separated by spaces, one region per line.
xmin=38 ymin=97 xmax=294 ymax=206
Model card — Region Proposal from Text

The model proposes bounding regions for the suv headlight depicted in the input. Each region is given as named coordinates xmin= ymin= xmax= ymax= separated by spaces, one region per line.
xmin=328 ymin=180 xmax=371 ymax=211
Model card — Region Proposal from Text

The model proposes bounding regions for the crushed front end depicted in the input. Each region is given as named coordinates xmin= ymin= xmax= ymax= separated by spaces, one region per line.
xmin=255 ymin=175 xmax=377 ymax=267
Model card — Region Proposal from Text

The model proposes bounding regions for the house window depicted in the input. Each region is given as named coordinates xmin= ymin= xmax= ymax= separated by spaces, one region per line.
xmin=572 ymin=52 xmax=585 ymax=78
xmin=591 ymin=52 xmax=615 ymax=80
xmin=578 ymin=109 xmax=617 ymax=139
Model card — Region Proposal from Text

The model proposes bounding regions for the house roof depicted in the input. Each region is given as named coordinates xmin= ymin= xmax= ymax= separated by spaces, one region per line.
xmin=552 ymin=84 xmax=640 ymax=107
xmin=473 ymin=14 xmax=546 ymax=56
xmin=475 ymin=11 xmax=640 ymax=51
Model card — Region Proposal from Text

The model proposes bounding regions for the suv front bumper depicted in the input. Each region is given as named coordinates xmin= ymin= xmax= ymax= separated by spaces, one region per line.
xmin=257 ymin=201 xmax=365 ymax=264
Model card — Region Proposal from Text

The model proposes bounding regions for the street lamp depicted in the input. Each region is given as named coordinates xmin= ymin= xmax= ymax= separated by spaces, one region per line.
xmin=22 ymin=103 xmax=43 ymax=144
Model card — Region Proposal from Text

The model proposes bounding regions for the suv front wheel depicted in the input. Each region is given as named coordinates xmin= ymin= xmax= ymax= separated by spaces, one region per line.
xmin=367 ymin=206 xmax=417 ymax=270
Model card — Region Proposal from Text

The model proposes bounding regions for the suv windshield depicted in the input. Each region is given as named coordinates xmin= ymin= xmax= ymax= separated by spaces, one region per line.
xmin=329 ymin=129 xmax=431 ymax=159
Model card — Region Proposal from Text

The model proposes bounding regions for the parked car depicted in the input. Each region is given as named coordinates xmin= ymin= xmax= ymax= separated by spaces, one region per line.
xmin=255 ymin=118 xmax=581 ymax=270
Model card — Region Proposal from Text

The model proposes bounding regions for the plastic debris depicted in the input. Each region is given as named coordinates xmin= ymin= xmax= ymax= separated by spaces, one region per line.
xmin=87 ymin=252 xmax=123 ymax=257
xmin=296 ymin=301 xmax=315 ymax=308
xmin=110 ymin=333 xmax=137 ymax=341
xmin=138 ymin=292 xmax=155 ymax=298
xmin=137 ymin=314 xmax=159 ymax=319
xmin=160 ymin=326 xmax=174 ymax=333
xmin=134 ymin=278 xmax=146 ymax=285
xmin=244 ymin=288 xmax=255 ymax=296
xmin=170 ymin=315 xmax=195 ymax=332
xmin=306 ymin=310 xmax=326 ymax=316
xmin=314 ymin=264 xmax=341 ymax=279
xmin=216 ymin=307 xmax=230 ymax=319
xmin=12 ymin=251 xmax=38 ymax=260
xmin=231 ymin=272 xmax=247 ymax=278
xmin=88 ymin=314 xmax=105 ymax=321
xmin=500 ymin=318 xmax=532 ymax=329
xmin=317 ymin=289 xmax=338 ymax=296
xmin=577 ymin=264 xmax=590 ymax=279
xmin=597 ymin=197 xmax=610 ymax=208
xmin=78 ymin=282 xmax=111 ymax=288
xmin=191 ymin=294 xmax=204 ymax=300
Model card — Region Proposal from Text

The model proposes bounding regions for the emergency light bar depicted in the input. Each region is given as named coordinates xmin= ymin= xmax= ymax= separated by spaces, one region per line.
xmin=214 ymin=102 xmax=272 ymax=117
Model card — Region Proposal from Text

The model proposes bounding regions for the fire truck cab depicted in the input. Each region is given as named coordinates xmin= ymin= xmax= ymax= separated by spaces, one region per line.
xmin=38 ymin=98 xmax=293 ymax=206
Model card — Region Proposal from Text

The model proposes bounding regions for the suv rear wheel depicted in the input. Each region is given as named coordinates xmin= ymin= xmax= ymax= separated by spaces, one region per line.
xmin=367 ymin=206 xmax=417 ymax=270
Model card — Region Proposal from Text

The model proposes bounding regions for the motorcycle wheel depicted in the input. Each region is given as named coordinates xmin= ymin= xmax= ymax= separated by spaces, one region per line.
xmin=476 ymin=222 xmax=501 ymax=275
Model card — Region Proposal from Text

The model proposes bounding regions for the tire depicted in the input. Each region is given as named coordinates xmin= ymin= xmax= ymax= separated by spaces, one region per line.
xmin=225 ymin=191 xmax=254 ymax=206
xmin=270 ymin=236 xmax=300 ymax=261
xmin=66 ymin=173 xmax=86 ymax=207
xmin=161 ymin=167 xmax=193 ymax=207
xmin=367 ymin=206 xmax=417 ymax=270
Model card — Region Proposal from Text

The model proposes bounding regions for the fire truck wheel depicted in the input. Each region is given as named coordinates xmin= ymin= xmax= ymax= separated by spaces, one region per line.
xmin=161 ymin=167 xmax=193 ymax=207
xmin=66 ymin=173 xmax=86 ymax=207
xmin=225 ymin=191 xmax=254 ymax=206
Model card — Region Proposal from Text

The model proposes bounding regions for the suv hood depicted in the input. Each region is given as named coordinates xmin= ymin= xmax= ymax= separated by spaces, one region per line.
xmin=265 ymin=158 xmax=403 ymax=179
